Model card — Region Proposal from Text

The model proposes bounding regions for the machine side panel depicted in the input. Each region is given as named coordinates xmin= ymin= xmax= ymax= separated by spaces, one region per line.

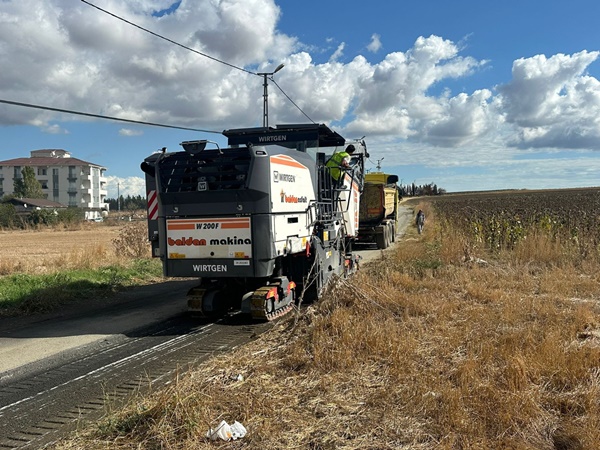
xmin=269 ymin=154 xmax=316 ymax=255
xmin=338 ymin=173 xmax=361 ymax=237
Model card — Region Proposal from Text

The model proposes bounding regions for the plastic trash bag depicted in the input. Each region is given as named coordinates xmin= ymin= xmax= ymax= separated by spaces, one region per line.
xmin=230 ymin=421 xmax=247 ymax=439
xmin=206 ymin=420 xmax=232 ymax=441
xmin=206 ymin=420 xmax=247 ymax=441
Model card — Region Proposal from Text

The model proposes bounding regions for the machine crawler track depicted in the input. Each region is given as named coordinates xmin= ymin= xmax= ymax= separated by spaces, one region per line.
xmin=250 ymin=282 xmax=296 ymax=321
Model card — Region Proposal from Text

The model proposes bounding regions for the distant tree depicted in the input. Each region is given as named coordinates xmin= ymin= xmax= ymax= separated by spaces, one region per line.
xmin=106 ymin=195 xmax=146 ymax=212
xmin=0 ymin=203 xmax=16 ymax=228
xmin=13 ymin=167 xmax=46 ymax=199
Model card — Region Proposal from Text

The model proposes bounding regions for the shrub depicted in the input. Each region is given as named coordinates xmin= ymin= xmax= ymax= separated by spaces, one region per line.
xmin=113 ymin=221 xmax=150 ymax=258
xmin=0 ymin=203 xmax=16 ymax=228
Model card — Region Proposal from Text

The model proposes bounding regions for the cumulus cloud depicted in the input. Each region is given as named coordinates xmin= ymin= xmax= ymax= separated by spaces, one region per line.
xmin=105 ymin=175 xmax=146 ymax=198
xmin=1 ymin=0 xmax=600 ymax=170
xmin=498 ymin=51 xmax=600 ymax=149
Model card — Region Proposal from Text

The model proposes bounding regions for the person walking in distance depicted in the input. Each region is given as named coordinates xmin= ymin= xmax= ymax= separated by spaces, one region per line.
xmin=416 ymin=209 xmax=425 ymax=234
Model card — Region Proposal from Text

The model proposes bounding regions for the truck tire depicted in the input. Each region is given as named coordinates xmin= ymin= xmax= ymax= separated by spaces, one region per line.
xmin=385 ymin=223 xmax=392 ymax=248
xmin=382 ymin=225 xmax=390 ymax=249
xmin=390 ymin=223 xmax=396 ymax=243
xmin=375 ymin=227 xmax=386 ymax=249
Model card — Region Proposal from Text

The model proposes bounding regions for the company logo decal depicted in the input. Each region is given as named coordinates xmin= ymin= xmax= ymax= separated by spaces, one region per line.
xmin=259 ymin=135 xmax=287 ymax=142
xmin=192 ymin=264 xmax=227 ymax=272
xmin=273 ymin=171 xmax=296 ymax=183
xmin=279 ymin=190 xmax=308 ymax=203
xmin=168 ymin=236 xmax=252 ymax=246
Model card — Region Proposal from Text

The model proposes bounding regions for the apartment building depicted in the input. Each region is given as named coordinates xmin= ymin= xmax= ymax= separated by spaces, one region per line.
xmin=0 ymin=149 xmax=109 ymax=216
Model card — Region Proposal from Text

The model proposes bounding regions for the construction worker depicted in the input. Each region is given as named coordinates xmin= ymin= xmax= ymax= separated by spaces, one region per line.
xmin=326 ymin=144 xmax=356 ymax=183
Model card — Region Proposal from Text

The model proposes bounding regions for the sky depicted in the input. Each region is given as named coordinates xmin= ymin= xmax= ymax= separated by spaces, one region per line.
xmin=1 ymin=0 xmax=600 ymax=198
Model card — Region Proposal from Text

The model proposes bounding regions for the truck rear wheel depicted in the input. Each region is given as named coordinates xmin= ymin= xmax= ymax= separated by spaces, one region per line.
xmin=375 ymin=227 xmax=386 ymax=249
xmin=385 ymin=223 xmax=392 ymax=248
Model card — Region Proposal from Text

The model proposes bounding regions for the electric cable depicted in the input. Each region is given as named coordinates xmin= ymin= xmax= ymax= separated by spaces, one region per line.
xmin=270 ymin=78 xmax=315 ymax=124
xmin=0 ymin=99 xmax=222 ymax=134
xmin=81 ymin=0 xmax=316 ymax=124
xmin=2 ymin=2 xmax=317 ymax=132
xmin=80 ymin=0 xmax=256 ymax=76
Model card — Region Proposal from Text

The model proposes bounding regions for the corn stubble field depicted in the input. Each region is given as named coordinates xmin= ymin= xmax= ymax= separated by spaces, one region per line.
xmin=15 ymin=188 xmax=600 ymax=449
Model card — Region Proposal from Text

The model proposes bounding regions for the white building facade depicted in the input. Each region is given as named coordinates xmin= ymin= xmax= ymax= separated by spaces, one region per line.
xmin=0 ymin=149 xmax=108 ymax=217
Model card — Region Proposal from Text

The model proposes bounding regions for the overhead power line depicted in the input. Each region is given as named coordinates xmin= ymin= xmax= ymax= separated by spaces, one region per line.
xmin=81 ymin=0 xmax=315 ymax=124
xmin=80 ymin=0 xmax=256 ymax=76
xmin=1 ymin=2 xmax=315 ymax=132
xmin=0 ymin=99 xmax=221 ymax=134
xmin=270 ymin=79 xmax=315 ymax=124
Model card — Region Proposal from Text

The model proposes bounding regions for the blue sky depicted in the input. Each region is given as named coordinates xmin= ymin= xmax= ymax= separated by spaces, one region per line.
xmin=1 ymin=0 xmax=600 ymax=198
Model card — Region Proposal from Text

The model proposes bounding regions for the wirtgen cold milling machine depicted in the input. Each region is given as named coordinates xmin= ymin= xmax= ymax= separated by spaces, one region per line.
xmin=142 ymin=124 xmax=367 ymax=320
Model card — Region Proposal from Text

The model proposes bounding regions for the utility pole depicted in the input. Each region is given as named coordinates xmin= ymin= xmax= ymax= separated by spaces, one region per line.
xmin=257 ymin=63 xmax=285 ymax=127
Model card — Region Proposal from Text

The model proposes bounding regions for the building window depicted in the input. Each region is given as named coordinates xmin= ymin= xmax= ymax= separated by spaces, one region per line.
xmin=37 ymin=167 xmax=47 ymax=176
xmin=14 ymin=166 xmax=21 ymax=179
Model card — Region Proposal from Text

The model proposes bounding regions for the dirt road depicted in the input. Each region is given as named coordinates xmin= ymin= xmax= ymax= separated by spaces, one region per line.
xmin=354 ymin=205 xmax=414 ymax=265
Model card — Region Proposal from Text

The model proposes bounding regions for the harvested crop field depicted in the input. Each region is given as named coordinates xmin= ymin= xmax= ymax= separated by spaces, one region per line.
xmin=0 ymin=223 xmax=143 ymax=275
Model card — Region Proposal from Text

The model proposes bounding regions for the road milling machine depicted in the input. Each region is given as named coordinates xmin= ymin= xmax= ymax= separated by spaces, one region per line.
xmin=141 ymin=124 xmax=367 ymax=320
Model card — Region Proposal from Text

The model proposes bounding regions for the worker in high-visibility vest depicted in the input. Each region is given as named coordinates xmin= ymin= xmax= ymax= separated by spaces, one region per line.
xmin=326 ymin=144 xmax=356 ymax=182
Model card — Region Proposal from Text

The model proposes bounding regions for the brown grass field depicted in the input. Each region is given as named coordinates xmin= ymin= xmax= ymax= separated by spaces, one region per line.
xmin=0 ymin=222 xmax=145 ymax=275
xmin=7 ymin=189 xmax=600 ymax=450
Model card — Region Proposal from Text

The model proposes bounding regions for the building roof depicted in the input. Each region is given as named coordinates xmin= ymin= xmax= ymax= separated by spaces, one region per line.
xmin=0 ymin=153 xmax=105 ymax=169
xmin=6 ymin=198 xmax=67 ymax=208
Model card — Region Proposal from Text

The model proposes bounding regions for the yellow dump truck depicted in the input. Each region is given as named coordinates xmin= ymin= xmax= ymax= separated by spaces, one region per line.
xmin=356 ymin=172 xmax=400 ymax=249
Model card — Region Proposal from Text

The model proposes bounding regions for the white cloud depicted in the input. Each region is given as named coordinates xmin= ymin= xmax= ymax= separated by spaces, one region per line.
xmin=329 ymin=43 xmax=345 ymax=62
xmin=43 ymin=124 xmax=70 ymax=135
xmin=1 ymin=0 xmax=600 ymax=170
xmin=105 ymin=175 xmax=146 ymax=198
xmin=498 ymin=51 xmax=600 ymax=149
xmin=367 ymin=34 xmax=382 ymax=53
xmin=119 ymin=128 xmax=144 ymax=137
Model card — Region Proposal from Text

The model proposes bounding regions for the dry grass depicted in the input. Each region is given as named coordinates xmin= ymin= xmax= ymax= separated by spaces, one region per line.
xmin=53 ymin=202 xmax=600 ymax=450
xmin=0 ymin=222 xmax=150 ymax=275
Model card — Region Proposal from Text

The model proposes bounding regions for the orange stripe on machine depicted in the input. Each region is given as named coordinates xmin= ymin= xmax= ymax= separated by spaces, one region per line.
xmin=167 ymin=218 xmax=250 ymax=231
xmin=270 ymin=155 xmax=308 ymax=170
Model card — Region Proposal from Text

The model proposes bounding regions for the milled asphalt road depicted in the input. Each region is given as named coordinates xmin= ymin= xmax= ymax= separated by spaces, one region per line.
xmin=0 ymin=205 xmax=416 ymax=448
xmin=0 ymin=205 xmax=415 ymax=377
xmin=0 ymin=280 xmax=199 ymax=375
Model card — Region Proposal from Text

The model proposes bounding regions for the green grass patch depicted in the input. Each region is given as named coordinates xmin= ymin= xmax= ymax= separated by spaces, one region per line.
xmin=0 ymin=259 xmax=163 ymax=317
